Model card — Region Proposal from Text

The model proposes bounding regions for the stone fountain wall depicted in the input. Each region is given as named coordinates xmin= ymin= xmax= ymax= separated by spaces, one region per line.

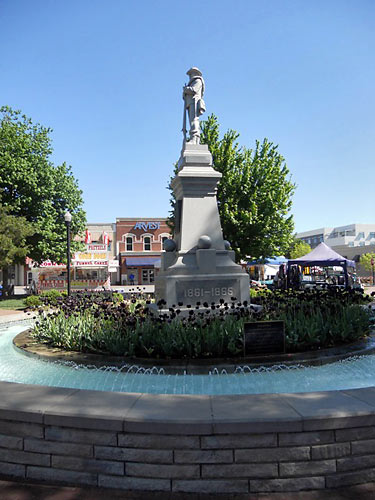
xmin=1 ymin=380 xmax=375 ymax=493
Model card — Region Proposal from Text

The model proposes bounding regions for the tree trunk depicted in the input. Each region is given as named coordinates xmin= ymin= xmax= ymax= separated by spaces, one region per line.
xmin=1 ymin=266 xmax=9 ymax=299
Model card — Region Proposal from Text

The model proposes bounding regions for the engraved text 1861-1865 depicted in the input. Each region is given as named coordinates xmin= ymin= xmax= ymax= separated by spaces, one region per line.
xmin=176 ymin=280 xmax=240 ymax=303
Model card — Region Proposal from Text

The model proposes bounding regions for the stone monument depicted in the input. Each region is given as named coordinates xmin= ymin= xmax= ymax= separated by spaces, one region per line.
xmin=154 ymin=67 xmax=250 ymax=308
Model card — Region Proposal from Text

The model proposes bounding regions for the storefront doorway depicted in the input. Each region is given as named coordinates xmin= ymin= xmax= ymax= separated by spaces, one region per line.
xmin=127 ymin=268 xmax=138 ymax=285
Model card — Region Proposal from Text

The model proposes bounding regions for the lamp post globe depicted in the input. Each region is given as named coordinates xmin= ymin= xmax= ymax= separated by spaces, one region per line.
xmin=64 ymin=211 xmax=72 ymax=296
xmin=64 ymin=211 xmax=72 ymax=224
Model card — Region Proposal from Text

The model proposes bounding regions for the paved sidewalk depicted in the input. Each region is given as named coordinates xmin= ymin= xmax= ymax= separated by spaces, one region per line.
xmin=0 ymin=309 xmax=30 ymax=324
xmin=1 ymin=478 xmax=375 ymax=499
xmin=0 ymin=309 xmax=25 ymax=316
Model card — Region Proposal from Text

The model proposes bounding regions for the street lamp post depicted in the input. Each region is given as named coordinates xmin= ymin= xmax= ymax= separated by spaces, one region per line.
xmin=64 ymin=211 xmax=72 ymax=296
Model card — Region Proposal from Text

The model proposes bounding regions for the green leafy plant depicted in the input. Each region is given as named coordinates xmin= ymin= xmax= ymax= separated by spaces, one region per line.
xmin=360 ymin=253 xmax=375 ymax=272
xmin=288 ymin=238 xmax=312 ymax=259
xmin=0 ymin=106 xmax=86 ymax=266
xmin=40 ymin=289 xmax=64 ymax=305
xmin=112 ymin=292 xmax=124 ymax=303
xmin=0 ymin=204 xmax=35 ymax=297
xmin=24 ymin=296 xmax=42 ymax=308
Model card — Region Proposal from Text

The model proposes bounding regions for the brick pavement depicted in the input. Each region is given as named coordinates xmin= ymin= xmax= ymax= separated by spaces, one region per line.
xmin=0 ymin=478 xmax=375 ymax=499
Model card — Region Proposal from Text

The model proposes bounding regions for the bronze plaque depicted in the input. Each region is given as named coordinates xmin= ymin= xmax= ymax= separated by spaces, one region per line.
xmin=244 ymin=320 xmax=285 ymax=355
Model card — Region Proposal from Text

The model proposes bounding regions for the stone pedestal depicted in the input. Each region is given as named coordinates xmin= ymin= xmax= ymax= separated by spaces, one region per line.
xmin=155 ymin=143 xmax=250 ymax=307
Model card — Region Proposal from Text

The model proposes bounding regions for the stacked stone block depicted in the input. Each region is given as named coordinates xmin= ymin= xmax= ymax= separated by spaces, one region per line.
xmin=2 ymin=416 xmax=375 ymax=493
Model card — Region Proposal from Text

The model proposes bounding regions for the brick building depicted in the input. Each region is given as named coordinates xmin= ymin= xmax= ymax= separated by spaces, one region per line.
xmin=2 ymin=218 xmax=172 ymax=291
xmin=116 ymin=218 xmax=171 ymax=285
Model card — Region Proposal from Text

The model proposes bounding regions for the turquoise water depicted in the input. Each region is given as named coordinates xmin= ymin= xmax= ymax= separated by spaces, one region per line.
xmin=2 ymin=322 xmax=375 ymax=395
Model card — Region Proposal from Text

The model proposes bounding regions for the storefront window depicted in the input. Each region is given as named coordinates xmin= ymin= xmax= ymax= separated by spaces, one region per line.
xmin=39 ymin=269 xmax=67 ymax=282
xmin=75 ymin=268 xmax=107 ymax=280
xmin=144 ymin=236 xmax=151 ymax=251
xmin=142 ymin=269 xmax=154 ymax=283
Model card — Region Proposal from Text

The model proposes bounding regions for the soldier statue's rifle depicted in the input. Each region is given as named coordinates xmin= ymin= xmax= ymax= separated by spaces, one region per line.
xmin=182 ymin=86 xmax=187 ymax=142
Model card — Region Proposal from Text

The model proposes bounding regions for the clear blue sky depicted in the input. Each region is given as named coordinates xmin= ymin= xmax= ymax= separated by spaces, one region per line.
xmin=1 ymin=0 xmax=374 ymax=233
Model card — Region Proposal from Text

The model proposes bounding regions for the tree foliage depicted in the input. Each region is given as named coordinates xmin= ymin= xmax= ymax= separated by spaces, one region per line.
xmin=289 ymin=239 xmax=312 ymax=259
xmin=0 ymin=106 xmax=86 ymax=264
xmin=169 ymin=115 xmax=296 ymax=260
xmin=0 ymin=204 xmax=35 ymax=267
xmin=0 ymin=204 xmax=35 ymax=296
xmin=360 ymin=253 xmax=375 ymax=272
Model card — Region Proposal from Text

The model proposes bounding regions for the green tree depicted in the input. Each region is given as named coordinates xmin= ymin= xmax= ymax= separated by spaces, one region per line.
xmin=0 ymin=204 xmax=35 ymax=297
xmin=288 ymin=239 xmax=312 ymax=259
xmin=168 ymin=115 xmax=296 ymax=260
xmin=360 ymin=253 xmax=375 ymax=272
xmin=0 ymin=106 xmax=86 ymax=265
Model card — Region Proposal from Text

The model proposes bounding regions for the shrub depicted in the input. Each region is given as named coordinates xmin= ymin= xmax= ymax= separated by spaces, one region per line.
xmin=24 ymin=295 xmax=42 ymax=308
xmin=40 ymin=289 xmax=63 ymax=299
xmin=250 ymin=287 xmax=270 ymax=299
xmin=39 ymin=289 xmax=65 ymax=306
xmin=112 ymin=292 xmax=124 ymax=303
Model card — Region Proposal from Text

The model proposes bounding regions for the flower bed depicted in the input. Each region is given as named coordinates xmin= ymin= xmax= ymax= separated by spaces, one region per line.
xmin=28 ymin=289 xmax=374 ymax=359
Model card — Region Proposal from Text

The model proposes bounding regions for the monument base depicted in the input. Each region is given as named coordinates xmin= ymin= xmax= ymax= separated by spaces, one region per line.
xmin=155 ymin=141 xmax=250 ymax=308
xmin=155 ymin=248 xmax=250 ymax=308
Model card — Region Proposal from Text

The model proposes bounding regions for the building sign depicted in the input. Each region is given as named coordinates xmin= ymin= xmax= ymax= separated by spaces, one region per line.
xmin=73 ymin=243 xmax=109 ymax=267
xmin=74 ymin=260 xmax=108 ymax=267
xmin=38 ymin=261 xmax=66 ymax=269
xmin=88 ymin=244 xmax=107 ymax=251
xmin=39 ymin=279 xmax=106 ymax=290
xmin=76 ymin=253 xmax=107 ymax=260
xmin=108 ymin=259 xmax=119 ymax=273
xmin=133 ymin=221 xmax=161 ymax=231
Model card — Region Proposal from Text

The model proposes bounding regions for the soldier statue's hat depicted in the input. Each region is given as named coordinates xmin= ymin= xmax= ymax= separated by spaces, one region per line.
xmin=186 ymin=67 xmax=202 ymax=77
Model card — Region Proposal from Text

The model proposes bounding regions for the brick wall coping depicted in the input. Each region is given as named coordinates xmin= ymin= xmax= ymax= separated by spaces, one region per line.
xmin=2 ymin=379 xmax=375 ymax=434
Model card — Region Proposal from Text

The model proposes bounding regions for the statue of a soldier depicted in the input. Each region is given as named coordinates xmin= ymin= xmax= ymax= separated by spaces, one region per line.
xmin=182 ymin=67 xmax=206 ymax=144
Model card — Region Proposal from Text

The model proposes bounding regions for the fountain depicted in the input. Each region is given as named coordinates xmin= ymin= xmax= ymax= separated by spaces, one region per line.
xmin=2 ymin=318 xmax=375 ymax=493
xmin=1 ymin=69 xmax=375 ymax=494
xmin=3 ymin=322 xmax=375 ymax=395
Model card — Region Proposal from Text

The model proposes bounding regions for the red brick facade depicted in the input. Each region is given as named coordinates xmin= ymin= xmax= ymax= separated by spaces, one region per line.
xmin=116 ymin=218 xmax=171 ymax=285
